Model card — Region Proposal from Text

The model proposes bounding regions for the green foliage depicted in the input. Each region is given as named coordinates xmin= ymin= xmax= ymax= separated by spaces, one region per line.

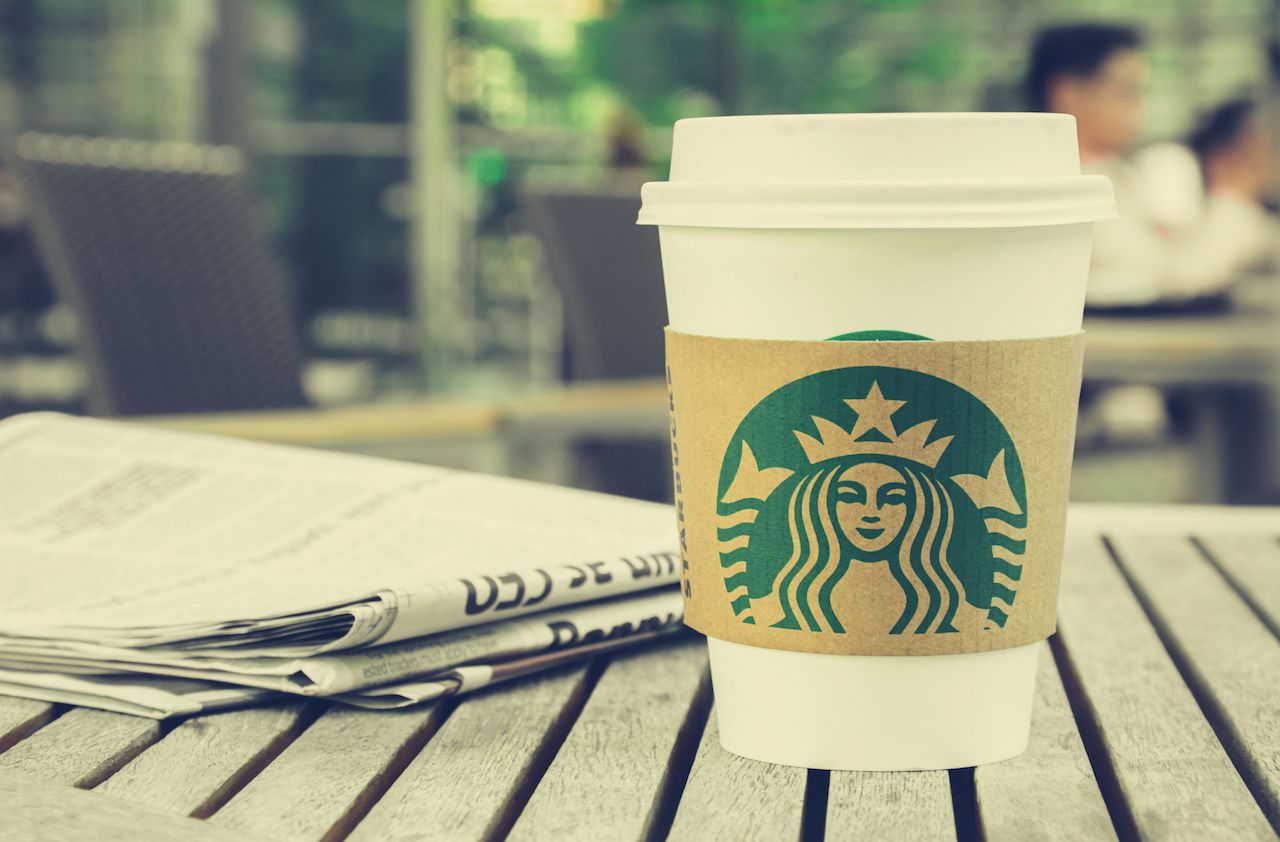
xmin=467 ymin=146 xmax=510 ymax=185
xmin=578 ymin=2 xmax=721 ymax=125
xmin=469 ymin=0 xmax=971 ymax=130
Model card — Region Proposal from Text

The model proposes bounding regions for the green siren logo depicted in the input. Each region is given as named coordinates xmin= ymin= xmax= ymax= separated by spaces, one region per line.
xmin=716 ymin=368 xmax=1027 ymax=636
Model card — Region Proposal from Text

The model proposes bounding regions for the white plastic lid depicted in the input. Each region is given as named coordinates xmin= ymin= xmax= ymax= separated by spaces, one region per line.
xmin=638 ymin=113 xmax=1116 ymax=229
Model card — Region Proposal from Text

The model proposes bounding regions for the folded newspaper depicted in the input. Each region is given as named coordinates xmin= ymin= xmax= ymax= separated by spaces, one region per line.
xmin=0 ymin=413 xmax=683 ymax=717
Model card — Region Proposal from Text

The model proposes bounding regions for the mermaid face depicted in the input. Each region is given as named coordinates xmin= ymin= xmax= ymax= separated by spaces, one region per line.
xmin=834 ymin=462 xmax=909 ymax=554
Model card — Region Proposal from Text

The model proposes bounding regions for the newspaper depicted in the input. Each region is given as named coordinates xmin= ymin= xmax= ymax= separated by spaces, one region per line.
xmin=0 ymin=670 xmax=274 ymax=718
xmin=332 ymin=628 xmax=685 ymax=710
xmin=0 ymin=413 xmax=684 ymax=717
xmin=0 ymin=628 xmax=686 ymax=718
xmin=0 ymin=413 xmax=678 ymax=649
xmin=0 ymin=588 xmax=682 ymax=695
xmin=0 ymin=628 xmax=688 ymax=719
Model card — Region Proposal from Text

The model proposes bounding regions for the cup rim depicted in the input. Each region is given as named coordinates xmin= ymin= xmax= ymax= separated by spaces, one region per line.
xmin=638 ymin=175 xmax=1117 ymax=229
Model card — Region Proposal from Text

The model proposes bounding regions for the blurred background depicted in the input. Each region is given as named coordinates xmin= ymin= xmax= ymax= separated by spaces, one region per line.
xmin=1 ymin=0 xmax=1278 ymax=506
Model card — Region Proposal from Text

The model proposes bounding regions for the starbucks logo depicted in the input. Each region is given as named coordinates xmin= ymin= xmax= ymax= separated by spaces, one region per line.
xmin=716 ymin=367 xmax=1027 ymax=636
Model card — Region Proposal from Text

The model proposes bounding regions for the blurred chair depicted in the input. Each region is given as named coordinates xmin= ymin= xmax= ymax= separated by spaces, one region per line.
xmin=523 ymin=184 xmax=670 ymax=501
xmin=9 ymin=134 xmax=307 ymax=416
xmin=523 ymin=185 xmax=666 ymax=380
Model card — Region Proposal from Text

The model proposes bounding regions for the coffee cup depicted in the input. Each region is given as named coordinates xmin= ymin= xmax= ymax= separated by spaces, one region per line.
xmin=640 ymin=113 xmax=1114 ymax=770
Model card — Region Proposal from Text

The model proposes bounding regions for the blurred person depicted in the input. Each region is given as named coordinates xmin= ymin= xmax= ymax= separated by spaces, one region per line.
xmin=1027 ymin=24 xmax=1277 ymax=307
xmin=1187 ymin=99 xmax=1276 ymax=215
xmin=1026 ymin=23 xmax=1145 ymax=163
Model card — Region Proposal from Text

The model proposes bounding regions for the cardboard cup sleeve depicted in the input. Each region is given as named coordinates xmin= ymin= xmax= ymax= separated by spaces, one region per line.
xmin=665 ymin=328 xmax=1085 ymax=657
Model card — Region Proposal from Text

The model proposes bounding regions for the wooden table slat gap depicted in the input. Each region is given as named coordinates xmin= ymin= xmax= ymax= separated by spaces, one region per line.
xmin=1102 ymin=535 xmax=1276 ymax=824
xmin=644 ymin=665 xmax=712 ymax=842
xmin=95 ymin=700 xmax=324 ymax=820
xmin=504 ymin=638 xmax=707 ymax=842
xmin=974 ymin=642 xmax=1117 ymax=842
xmin=1192 ymin=535 xmax=1280 ymax=641
xmin=948 ymin=768 xmax=978 ymax=842
xmin=191 ymin=701 xmax=325 ymax=819
xmin=322 ymin=702 xmax=452 ymax=842
xmin=0 ymin=769 xmax=260 ymax=842
xmin=209 ymin=702 xmax=445 ymax=842
xmin=0 ymin=699 xmax=64 ymax=753
xmin=0 ymin=707 xmax=169 ymax=789
xmin=347 ymin=662 xmax=598 ymax=842
xmin=666 ymin=701 xmax=806 ymax=842
xmin=1045 ymin=634 xmax=1142 ymax=842
xmin=801 ymin=769 xmax=829 ymax=842
xmin=1106 ymin=535 xmax=1280 ymax=831
xmin=1060 ymin=532 xmax=1273 ymax=839
xmin=484 ymin=657 xmax=608 ymax=842
xmin=81 ymin=716 xmax=176 ymax=790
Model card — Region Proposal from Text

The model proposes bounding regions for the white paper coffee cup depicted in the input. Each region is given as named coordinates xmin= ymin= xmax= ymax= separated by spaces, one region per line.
xmin=640 ymin=113 xmax=1114 ymax=771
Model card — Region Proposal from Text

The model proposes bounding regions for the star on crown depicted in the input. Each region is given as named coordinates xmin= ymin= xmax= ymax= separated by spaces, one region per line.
xmin=793 ymin=381 xmax=954 ymax=467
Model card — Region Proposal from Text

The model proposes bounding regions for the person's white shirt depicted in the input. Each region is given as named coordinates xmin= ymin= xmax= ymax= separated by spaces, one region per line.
xmin=1085 ymin=142 xmax=1274 ymax=306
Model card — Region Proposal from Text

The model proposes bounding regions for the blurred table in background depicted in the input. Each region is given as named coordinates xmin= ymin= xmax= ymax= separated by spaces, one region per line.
xmin=1083 ymin=281 xmax=1280 ymax=504
xmin=143 ymin=379 xmax=670 ymax=491
xmin=1084 ymin=309 xmax=1277 ymax=385
xmin=139 ymin=286 xmax=1280 ymax=505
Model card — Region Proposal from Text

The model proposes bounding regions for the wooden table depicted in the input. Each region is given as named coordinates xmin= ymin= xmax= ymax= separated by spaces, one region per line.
xmin=3 ymin=504 xmax=1277 ymax=841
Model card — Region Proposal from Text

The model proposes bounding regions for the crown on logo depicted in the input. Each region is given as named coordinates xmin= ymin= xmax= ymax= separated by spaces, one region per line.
xmin=794 ymin=381 xmax=953 ymax=468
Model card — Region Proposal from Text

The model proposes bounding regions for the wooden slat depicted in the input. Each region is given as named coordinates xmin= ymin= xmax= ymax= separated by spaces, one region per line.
xmin=1111 ymin=533 xmax=1280 ymax=827
xmin=667 ymin=703 xmax=805 ymax=842
xmin=826 ymin=770 xmax=954 ymax=842
xmin=1197 ymin=533 xmax=1280 ymax=635
xmin=975 ymin=642 xmax=1116 ymax=841
xmin=0 ymin=707 xmax=160 ymax=788
xmin=1055 ymin=532 xmax=1273 ymax=840
xmin=0 ymin=769 xmax=258 ymax=842
xmin=506 ymin=638 xmax=709 ymax=842
xmin=209 ymin=703 xmax=441 ymax=842
xmin=347 ymin=667 xmax=591 ymax=842
xmin=96 ymin=703 xmax=311 ymax=818
xmin=0 ymin=696 xmax=57 ymax=752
